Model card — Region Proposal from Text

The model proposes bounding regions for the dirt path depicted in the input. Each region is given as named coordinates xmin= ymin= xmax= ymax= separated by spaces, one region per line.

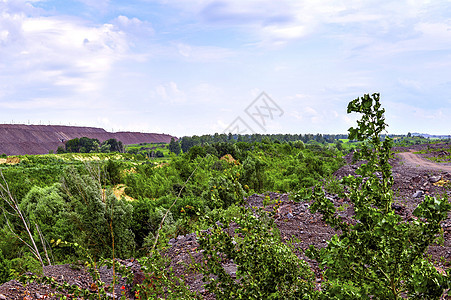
xmin=397 ymin=151 xmax=451 ymax=172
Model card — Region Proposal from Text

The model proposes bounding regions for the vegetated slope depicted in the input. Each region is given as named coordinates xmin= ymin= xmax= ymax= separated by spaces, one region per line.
xmin=1 ymin=145 xmax=450 ymax=299
xmin=0 ymin=124 xmax=176 ymax=155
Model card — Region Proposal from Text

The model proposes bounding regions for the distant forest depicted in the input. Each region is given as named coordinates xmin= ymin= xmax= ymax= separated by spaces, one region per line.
xmin=174 ymin=132 xmax=430 ymax=154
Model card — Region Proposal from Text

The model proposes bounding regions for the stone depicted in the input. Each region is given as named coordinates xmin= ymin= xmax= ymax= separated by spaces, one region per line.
xmin=413 ymin=190 xmax=423 ymax=198
xmin=429 ymin=175 xmax=441 ymax=183
xmin=392 ymin=204 xmax=403 ymax=212
xmin=185 ymin=234 xmax=196 ymax=241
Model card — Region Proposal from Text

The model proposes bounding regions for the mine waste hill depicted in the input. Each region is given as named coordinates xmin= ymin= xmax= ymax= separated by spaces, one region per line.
xmin=0 ymin=124 xmax=176 ymax=155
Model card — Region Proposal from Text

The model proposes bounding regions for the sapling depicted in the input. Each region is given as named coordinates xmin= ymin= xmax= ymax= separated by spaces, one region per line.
xmin=307 ymin=93 xmax=451 ymax=299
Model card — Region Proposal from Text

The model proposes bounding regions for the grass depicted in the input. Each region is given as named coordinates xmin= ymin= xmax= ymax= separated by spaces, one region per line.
xmin=125 ymin=142 xmax=170 ymax=157
xmin=414 ymin=145 xmax=451 ymax=163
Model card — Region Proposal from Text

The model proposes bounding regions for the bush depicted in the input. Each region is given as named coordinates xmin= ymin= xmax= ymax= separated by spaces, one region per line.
xmin=0 ymin=249 xmax=11 ymax=284
xmin=61 ymin=166 xmax=135 ymax=259
xmin=307 ymin=93 xmax=451 ymax=298
xmin=202 ymin=173 xmax=245 ymax=209
xmin=198 ymin=208 xmax=317 ymax=299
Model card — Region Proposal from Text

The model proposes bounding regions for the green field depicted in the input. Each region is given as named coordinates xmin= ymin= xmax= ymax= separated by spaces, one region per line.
xmin=125 ymin=142 xmax=170 ymax=159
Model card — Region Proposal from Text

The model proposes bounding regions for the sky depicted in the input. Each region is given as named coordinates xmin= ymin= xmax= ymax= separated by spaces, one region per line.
xmin=0 ymin=0 xmax=450 ymax=137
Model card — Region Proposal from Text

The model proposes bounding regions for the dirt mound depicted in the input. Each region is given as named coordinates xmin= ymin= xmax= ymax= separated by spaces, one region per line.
xmin=220 ymin=154 xmax=238 ymax=164
xmin=0 ymin=124 xmax=177 ymax=155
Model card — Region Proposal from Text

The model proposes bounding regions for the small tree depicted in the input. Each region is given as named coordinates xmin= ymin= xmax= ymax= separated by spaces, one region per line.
xmin=61 ymin=166 xmax=135 ymax=258
xmin=307 ymin=93 xmax=450 ymax=299
xmin=0 ymin=171 xmax=49 ymax=269
xmin=198 ymin=208 xmax=316 ymax=299
xmin=0 ymin=249 xmax=11 ymax=284
xmin=168 ymin=138 xmax=181 ymax=155
xmin=56 ymin=146 xmax=65 ymax=154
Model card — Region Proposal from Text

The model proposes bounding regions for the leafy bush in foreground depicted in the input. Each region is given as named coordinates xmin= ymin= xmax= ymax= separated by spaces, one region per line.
xmin=198 ymin=208 xmax=316 ymax=299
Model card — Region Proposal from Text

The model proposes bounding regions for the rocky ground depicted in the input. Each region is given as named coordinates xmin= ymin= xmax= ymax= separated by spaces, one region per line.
xmin=1 ymin=144 xmax=451 ymax=299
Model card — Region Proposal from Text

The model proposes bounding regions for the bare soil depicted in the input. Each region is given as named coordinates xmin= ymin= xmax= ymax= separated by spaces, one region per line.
xmin=0 ymin=124 xmax=176 ymax=155
xmin=398 ymin=151 xmax=451 ymax=172
xmin=2 ymin=145 xmax=451 ymax=299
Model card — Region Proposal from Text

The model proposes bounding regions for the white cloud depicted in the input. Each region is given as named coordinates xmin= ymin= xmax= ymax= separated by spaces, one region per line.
xmin=112 ymin=15 xmax=154 ymax=37
xmin=159 ymin=0 xmax=450 ymax=50
xmin=0 ymin=3 xmax=132 ymax=104
xmin=150 ymin=81 xmax=224 ymax=105
xmin=0 ymin=96 xmax=97 ymax=110
xmin=153 ymin=81 xmax=187 ymax=104
xmin=76 ymin=0 xmax=110 ymax=11
xmin=175 ymin=42 xmax=234 ymax=62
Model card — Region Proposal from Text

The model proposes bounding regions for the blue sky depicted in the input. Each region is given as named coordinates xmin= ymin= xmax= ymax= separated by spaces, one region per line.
xmin=0 ymin=0 xmax=450 ymax=137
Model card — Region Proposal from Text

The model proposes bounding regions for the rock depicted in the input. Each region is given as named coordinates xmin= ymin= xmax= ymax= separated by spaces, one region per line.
xmin=413 ymin=191 xmax=423 ymax=198
xmin=429 ymin=176 xmax=441 ymax=183
xmin=106 ymin=292 xmax=117 ymax=299
xmin=392 ymin=204 xmax=403 ymax=212
xmin=133 ymin=270 xmax=145 ymax=287
xmin=185 ymin=233 xmax=196 ymax=241
xmin=223 ymin=263 xmax=237 ymax=278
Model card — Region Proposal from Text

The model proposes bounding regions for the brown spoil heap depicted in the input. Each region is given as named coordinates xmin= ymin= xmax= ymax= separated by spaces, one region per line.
xmin=0 ymin=124 xmax=177 ymax=155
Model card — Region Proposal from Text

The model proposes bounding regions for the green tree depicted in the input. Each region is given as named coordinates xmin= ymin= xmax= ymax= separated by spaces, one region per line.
xmin=101 ymin=139 xmax=124 ymax=153
xmin=0 ymin=249 xmax=11 ymax=284
xmin=198 ymin=208 xmax=316 ymax=299
xmin=65 ymin=137 xmax=80 ymax=153
xmin=307 ymin=93 xmax=450 ymax=299
xmin=241 ymin=154 xmax=266 ymax=192
xmin=168 ymin=138 xmax=181 ymax=155
xmin=61 ymin=167 xmax=135 ymax=258
xmin=20 ymin=184 xmax=74 ymax=259
xmin=56 ymin=146 xmax=65 ymax=154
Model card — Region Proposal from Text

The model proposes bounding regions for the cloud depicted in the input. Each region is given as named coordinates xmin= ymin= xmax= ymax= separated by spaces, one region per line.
xmin=150 ymin=81 xmax=224 ymax=105
xmin=0 ymin=2 xmax=133 ymax=104
xmin=112 ymin=15 xmax=154 ymax=37
xmin=153 ymin=81 xmax=187 ymax=104
xmin=200 ymin=1 xmax=293 ymax=24
xmin=175 ymin=42 xmax=234 ymax=62
xmin=76 ymin=0 xmax=110 ymax=11
xmin=158 ymin=0 xmax=450 ymax=50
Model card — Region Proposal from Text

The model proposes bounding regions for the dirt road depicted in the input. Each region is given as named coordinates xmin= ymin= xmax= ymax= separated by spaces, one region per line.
xmin=397 ymin=151 xmax=451 ymax=172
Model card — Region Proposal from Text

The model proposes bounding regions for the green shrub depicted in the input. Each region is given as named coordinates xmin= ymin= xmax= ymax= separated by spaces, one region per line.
xmin=198 ymin=208 xmax=317 ymax=299
xmin=61 ymin=166 xmax=135 ymax=259
xmin=10 ymin=253 xmax=42 ymax=278
xmin=0 ymin=249 xmax=11 ymax=284
xmin=202 ymin=173 xmax=245 ymax=209
xmin=307 ymin=93 xmax=451 ymax=298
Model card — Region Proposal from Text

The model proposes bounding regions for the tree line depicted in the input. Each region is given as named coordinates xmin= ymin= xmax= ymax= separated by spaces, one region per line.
xmin=56 ymin=137 xmax=124 ymax=154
